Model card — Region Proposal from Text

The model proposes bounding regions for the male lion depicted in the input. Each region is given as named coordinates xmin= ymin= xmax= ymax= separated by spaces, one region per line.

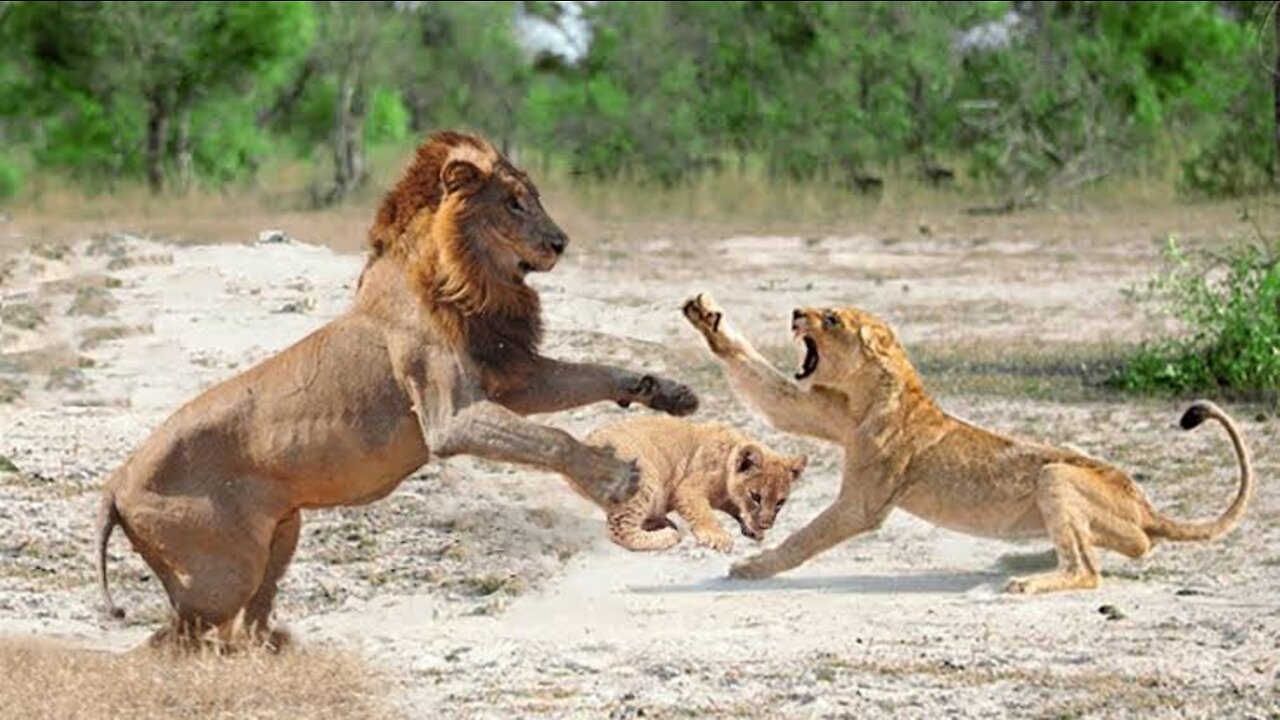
xmin=94 ymin=130 xmax=698 ymax=646
xmin=682 ymin=293 xmax=1253 ymax=594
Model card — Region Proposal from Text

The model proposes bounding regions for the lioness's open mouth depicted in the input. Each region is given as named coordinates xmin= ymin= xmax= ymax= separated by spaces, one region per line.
xmin=796 ymin=336 xmax=819 ymax=380
xmin=517 ymin=261 xmax=535 ymax=275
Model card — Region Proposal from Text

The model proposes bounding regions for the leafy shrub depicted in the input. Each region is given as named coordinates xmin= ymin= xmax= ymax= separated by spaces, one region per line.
xmin=1111 ymin=230 xmax=1280 ymax=401
xmin=0 ymin=156 xmax=20 ymax=202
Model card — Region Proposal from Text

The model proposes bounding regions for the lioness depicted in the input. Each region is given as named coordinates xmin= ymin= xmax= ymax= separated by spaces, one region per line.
xmin=578 ymin=416 xmax=806 ymax=552
xmin=95 ymin=131 xmax=699 ymax=646
xmin=683 ymin=293 xmax=1252 ymax=594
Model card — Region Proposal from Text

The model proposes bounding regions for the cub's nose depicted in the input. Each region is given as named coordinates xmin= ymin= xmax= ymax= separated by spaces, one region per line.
xmin=793 ymin=309 xmax=803 ymax=321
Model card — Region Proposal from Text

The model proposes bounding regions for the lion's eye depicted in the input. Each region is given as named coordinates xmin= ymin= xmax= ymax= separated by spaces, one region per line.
xmin=749 ymin=491 xmax=762 ymax=505
xmin=823 ymin=312 xmax=840 ymax=329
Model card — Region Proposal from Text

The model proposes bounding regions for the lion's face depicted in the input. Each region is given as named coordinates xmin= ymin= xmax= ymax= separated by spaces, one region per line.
xmin=725 ymin=443 xmax=806 ymax=541
xmin=790 ymin=306 xmax=900 ymax=391
xmin=441 ymin=155 xmax=569 ymax=286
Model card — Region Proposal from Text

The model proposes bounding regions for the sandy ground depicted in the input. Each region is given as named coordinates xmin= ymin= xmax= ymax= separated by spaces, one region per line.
xmin=1 ymin=211 xmax=1278 ymax=719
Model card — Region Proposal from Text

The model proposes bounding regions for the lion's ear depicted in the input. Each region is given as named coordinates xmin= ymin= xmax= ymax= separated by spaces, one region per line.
xmin=441 ymin=158 xmax=484 ymax=195
xmin=789 ymin=454 xmax=808 ymax=479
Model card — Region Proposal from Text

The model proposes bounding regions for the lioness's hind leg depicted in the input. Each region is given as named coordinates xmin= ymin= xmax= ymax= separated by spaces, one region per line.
xmin=242 ymin=510 xmax=301 ymax=646
xmin=1006 ymin=466 xmax=1101 ymax=595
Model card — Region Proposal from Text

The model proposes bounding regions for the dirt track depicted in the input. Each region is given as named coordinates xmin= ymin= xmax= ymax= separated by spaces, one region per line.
xmin=1 ymin=211 xmax=1277 ymax=718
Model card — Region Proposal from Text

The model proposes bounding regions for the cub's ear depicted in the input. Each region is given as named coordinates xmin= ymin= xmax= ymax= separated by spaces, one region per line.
xmin=441 ymin=158 xmax=484 ymax=195
xmin=734 ymin=444 xmax=762 ymax=474
xmin=789 ymin=454 xmax=808 ymax=479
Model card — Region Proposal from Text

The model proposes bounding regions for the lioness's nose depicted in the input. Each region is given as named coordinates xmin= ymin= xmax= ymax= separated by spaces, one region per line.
xmin=547 ymin=233 xmax=568 ymax=255
xmin=792 ymin=309 xmax=803 ymax=321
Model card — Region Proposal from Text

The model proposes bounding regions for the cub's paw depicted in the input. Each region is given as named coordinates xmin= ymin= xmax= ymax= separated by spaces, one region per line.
xmin=694 ymin=528 xmax=734 ymax=553
xmin=627 ymin=374 xmax=699 ymax=416
xmin=729 ymin=552 xmax=779 ymax=580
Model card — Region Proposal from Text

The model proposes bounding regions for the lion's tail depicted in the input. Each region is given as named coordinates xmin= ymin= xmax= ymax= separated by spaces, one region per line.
xmin=1147 ymin=400 xmax=1254 ymax=542
xmin=97 ymin=490 xmax=126 ymax=620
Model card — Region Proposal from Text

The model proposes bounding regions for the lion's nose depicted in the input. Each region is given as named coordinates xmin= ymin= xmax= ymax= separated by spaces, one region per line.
xmin=547 ymin=233 xmax=568 ymax=256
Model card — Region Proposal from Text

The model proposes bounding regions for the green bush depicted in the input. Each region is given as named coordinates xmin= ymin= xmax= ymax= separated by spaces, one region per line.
xmin=1111 ymin=232 xmax=1280 ymax=401
xmin=0 ymin=157 xmax=20 ymax=201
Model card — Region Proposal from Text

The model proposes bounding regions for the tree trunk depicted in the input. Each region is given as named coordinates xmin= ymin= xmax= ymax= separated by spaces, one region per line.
xmin=145 ymin=96 xmax=169 ymax=195
xmin=175 ymin=106 xmax=194 ymax=194
xmin=328 ymin=70 xmax=367 ymax=204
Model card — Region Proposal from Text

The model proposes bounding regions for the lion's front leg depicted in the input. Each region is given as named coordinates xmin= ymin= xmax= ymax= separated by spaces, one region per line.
xmin=493 ymin=358 xmax=698 ymax=417
xmin=424 ymin=396 xmax=641 ymax=505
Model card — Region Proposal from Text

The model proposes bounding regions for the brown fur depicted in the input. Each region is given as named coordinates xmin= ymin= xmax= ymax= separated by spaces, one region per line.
xmin=683 ymin=293 xmax=1253 ymax=594
xmin=93 ymin=131 xmax=699 ymax=649
xmin=577 ymin=416 xmax=805 ymax=552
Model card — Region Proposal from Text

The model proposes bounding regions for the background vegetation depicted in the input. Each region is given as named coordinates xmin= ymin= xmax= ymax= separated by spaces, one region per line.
xmin=0 ymin=1 xmax=1276 ymax=206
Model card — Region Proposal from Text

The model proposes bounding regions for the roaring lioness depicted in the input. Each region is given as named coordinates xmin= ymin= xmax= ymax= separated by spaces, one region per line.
xmin=95 ymin=131 xmax=698 ymax=646
xmin=683 ymin=292 xmax=1252 ymax=594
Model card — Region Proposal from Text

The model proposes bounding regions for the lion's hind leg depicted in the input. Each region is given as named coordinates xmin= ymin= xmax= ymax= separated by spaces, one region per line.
xmin=606 ymin=480 xmax=680 ymax=551
xmin=1006 ymin=464 xmax=1102 ymax=595
xmin=242 ymin=510 xmax=302 ymax=650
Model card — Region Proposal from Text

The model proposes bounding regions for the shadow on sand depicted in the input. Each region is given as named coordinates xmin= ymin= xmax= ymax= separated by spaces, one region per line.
xmin=628 ymin=570 xmax=1008 ymax=596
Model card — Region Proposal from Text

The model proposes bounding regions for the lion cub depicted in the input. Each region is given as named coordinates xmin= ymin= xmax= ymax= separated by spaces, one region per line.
xmin=574 ymin=416 xmax=806 ymax=552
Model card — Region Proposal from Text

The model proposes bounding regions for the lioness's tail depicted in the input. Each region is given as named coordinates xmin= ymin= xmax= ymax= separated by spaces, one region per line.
xmin=1148 ymin=400 xmax=1253 ymax=542
xmin=97 ymin=490 xmax=126 ymax=620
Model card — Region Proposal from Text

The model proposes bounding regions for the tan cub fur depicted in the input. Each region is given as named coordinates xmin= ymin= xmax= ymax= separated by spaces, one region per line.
xmin=683 ymin=292 xmax=1254 ymax=594
xmin=577 ymin=416 xmax=806 ymax=552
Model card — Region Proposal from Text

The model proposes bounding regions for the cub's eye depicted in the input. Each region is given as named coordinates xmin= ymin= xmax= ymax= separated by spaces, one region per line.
xmin=776 ymin=498 xmax=787 ymax=508
xmin=749 ymin=491 xmax=762 ymax=505
xmin=823 ymin=312 xmax=840 ymax=329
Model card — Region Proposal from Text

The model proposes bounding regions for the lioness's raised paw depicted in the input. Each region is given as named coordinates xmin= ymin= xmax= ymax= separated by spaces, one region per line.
xmin=728 ymin=552 xmax=779 ymax=580
xmin=681 ymin=292 xmax=742 ymax=357
xmin=625 ymin=374 xmax=699 ymax=416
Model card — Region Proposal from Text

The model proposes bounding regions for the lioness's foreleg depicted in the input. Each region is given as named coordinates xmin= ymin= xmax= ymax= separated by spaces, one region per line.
xmin=495 ymin=358 xmax=698 ymax=417
xmin=730 ymin=501 xmax=890 ymax=579
xmin=425 ymin=398 xmax=640 ymax=505
xmin=683 ymin=293 xmax=841 ymax=441
xmin=1006 ymin=465 xmax=1101 ymax=594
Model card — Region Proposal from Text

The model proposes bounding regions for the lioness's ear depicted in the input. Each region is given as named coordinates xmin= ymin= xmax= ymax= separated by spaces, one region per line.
xmin=859 ymin=325 xmax=894 ymax=355
xmin=734 ymin=444 xmax=762 ymax=473
xmin=441 ymin=158 xmax=484 ymax=195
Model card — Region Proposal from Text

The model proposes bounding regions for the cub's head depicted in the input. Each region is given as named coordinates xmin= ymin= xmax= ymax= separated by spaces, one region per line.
xmin=368 ymin=130 xmax=569 ymax=311
xmin=790 ymin=306 xmax=916 ymax=395
xmin=725 ymin=443 xmax=806 ymax=541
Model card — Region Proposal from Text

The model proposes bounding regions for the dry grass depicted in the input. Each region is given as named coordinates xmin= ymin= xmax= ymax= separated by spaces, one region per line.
xmin=0 ymin=636 xmax=393 ymax=719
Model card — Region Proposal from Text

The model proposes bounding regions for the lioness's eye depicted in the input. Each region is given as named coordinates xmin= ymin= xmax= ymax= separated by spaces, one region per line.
xmin=507 ymin=196 xmax=525 ymax=214
xmin=749 ymin=491 xmax=762 ymax=505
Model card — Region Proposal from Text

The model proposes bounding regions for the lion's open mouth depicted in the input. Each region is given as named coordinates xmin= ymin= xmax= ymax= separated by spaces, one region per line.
xmin=795 ymin=336 xmax=819 ymax=380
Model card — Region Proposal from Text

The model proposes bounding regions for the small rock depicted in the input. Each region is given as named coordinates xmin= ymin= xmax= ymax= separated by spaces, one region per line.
xmin=1098 ymin=604 xmax=1125 ymax=621
xmin=1175 ymin=588 xmax=1206 ymax=597
xmin=1254 ymin=413 xmax=1268 ymax=423
xmin=258 ymin=229 xmax=290 ymax=244
xmin=274 ymin=299 xmax=314 ymax=314
xmin=609 ymin=705 xmax=645 ymax=720
xmin=0 ymin=455 xmax=18 ymax=473
xmin=443 ymin=646 xmax=471 ymax=662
